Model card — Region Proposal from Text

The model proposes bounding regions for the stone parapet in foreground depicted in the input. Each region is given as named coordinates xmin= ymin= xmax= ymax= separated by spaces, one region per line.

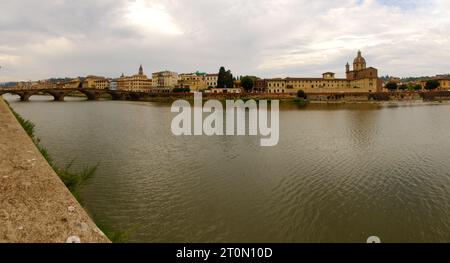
xmin=0 ymin=99 xmax=110 ymax=243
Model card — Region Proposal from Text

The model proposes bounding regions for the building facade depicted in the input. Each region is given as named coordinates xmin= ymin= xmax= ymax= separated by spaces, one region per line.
xmin=254 ymin=79 xmax=267 ymax=92
xmin=266 ymin=51 xmax=382 ymax=93
xmin=152 ymin=71 xmax=178 ymax=89
xmin=420 ymin=76 xmax=450 ymax=90
xmin=179 ymin=72 xmax=207 ymax=91
xmin=30 ymin=80 xmax=56 ymax=90
xmin=205 ymin=74 xmax=219 ymax=88
xmin=109 ymin=79 xmax=118 ymax=90
xmin=83 ymin=76 xmax=110 ymax=89
xmin=118 ymin=65 xmax=152 ymax=91
xmin=64 ymin=78 xmax=82 ymax=89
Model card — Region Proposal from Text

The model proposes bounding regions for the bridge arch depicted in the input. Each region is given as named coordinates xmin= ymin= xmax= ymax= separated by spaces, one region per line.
xmin=1 ymin=90 xmax=37 ymax=101
xmin=63 ymin=90 xmax=90 ymax=101
xmin=25 ymin=90 xmax=70 ymax=101
xmin=77 ymin=89 xmax=110 ymax=101
xmin=0 ymin=91 xmax=22 ymax=101
xmin=76 ymin=88 xmax=126 ymax=101
xmin=104 ymin=90 xmax=125 ymax=100
xmin=1 ymin=90 xmax=77 ymax=101
xmin=2 ymin=88 xmax=132 ymax=102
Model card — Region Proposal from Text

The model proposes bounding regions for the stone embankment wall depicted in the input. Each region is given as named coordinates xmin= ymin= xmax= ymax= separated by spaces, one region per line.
xmin=306 ymin=92 xmax=425 ymax=102
xmin=0 ymin=99 xmax=109 ymax=243
xmin=138 ymin=91 xmax=450 ymax=103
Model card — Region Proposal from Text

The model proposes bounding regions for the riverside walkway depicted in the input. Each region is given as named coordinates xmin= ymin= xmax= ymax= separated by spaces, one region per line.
xmin=0 ymin=99 xmax=109 ymax=243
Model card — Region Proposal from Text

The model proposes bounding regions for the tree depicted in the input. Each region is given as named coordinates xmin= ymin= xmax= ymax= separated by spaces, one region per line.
xmin=217 ymin=67 xmax=227 ymax=89
xmin=240 ymin=76 xmax=254 ymax=92
xmin=297 ymin=90 xmax=306 ymax=99
xmin=425 ymin=80 xmax=440 ymax=91
xmin=217 ymin=67 xmax=234 ymax=89
xmin=385 ymin=81 xmax=398 ymax=91
xmin=399 ymin=84 xmax=408 ymax=91
xmin=413 ymin=84 xmax=422 ymax=91
xmin=225 ymin=70 xmax=234 ymax=89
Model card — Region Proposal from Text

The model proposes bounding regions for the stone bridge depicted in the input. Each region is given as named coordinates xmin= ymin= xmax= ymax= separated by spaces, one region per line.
xmin=0 ymin=88 xmax=146 ymax=102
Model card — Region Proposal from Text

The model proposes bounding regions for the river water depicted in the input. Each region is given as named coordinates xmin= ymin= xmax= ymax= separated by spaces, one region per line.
xmin=4 ymin=94 xmax=450 ymax=242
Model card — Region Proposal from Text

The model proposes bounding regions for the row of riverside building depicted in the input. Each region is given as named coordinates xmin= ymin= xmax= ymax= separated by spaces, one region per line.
xmin=8 ymin=51 xmax=381 ymax=94
xmin=8 ymin=50 xmax=450 ymax=93
xmin=258 ymin=51 xmax=382 ymax=94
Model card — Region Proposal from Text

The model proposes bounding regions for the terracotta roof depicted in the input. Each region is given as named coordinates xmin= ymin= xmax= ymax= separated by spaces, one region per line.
xmin=285 ymin=77 xmax=347 ymax=81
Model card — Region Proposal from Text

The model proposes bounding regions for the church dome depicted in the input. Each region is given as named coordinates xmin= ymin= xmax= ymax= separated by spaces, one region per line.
xmin=353 ymin=50 xmax=366 ymax=64
xmin=353 ymin=50 xmax=367 ymax=71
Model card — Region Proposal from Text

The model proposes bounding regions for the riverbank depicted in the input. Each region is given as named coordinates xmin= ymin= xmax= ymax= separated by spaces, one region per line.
xmin=105 ymin=90 xmax=450 ymax=105
xmin=0 ymin=98 xmax=110 ymax=243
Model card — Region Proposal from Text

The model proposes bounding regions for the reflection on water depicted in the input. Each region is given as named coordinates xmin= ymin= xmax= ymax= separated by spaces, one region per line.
xmin=5 ymin=94 xmax=450 ymax=242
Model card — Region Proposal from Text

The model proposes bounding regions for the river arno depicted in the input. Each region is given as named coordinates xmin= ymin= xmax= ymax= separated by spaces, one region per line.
xmin=5 ymin=94 xmax=450 ymax=243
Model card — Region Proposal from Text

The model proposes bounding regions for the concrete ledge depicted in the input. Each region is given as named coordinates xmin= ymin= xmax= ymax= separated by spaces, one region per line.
xmin=0 ymin=99 xmax=110 ymax=243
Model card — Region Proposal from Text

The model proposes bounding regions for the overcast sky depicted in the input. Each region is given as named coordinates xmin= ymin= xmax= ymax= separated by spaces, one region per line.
xmin=0 ymin=0 xmax=449 ymax=81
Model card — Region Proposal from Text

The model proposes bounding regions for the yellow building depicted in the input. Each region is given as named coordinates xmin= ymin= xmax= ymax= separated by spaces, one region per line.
xmin=118 ymin=65 xmax=152 ymax=91
xmin=420 ymin=76 xmax=450 ymax=91
xmin=266 ymin=51 xmax=382 ymax=93
xmin=179 ymin=72 xmax=207 ymax=91
xmin=83 ymin=76 xmax=109 ymax=89
xmin=35 ymin=80 xmax=57 ymax=89
xmin=266 ymin=78 xmax=286 ymax=93
xmin=15 ymin=81 xmax=33 ymax=90
xmin=152 ymin=71 xmax=178 ymax=90
xmin=205 ymin=74 xmax=218 ymax=88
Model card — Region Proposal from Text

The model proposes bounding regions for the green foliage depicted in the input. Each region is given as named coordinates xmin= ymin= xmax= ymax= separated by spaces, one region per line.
xmin=413 ymin=84 xmax=423 ymax=91
xmin=425 ymin=80 xmax=440 ymax=90
xmin=381 ymin=74 xmax=450 ymax=83
xmin=172 ymin=87 xmax=190 ymax=93
xmin=292 ymin=98 xmax=309 ymax=106
xmin=217 ymin=67 xmax=226 ymax=88
xmin=217 ymin=66 xmax=234 ymax=89
xmin=95 ymin=222 xmax=129 ymax=243
xmin=12 ymin=111 xmax=35 ymax=138
xmin=399 ymin=84 xmax=408 ymax=91
xmin=37 ymin=143 xmax=53 ymax=164
xmin=297 ymin=90 xmax=307 ymax=99
xmin=55 ymin=161 xmax=98 ymax=201
xmin=385 ymin=81 xmax=398 ymax=91
xmin=240 ymin=76 xmax=254 ymax=91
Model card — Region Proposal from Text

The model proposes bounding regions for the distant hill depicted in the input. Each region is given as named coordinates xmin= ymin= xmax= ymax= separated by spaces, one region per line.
xmin=0 ymin=82 xmax=17 ymax=87
xmin=381 ymin=74 xmax=450 ymax=82
xmin=48 ymin=77 xmax=85 ymax=83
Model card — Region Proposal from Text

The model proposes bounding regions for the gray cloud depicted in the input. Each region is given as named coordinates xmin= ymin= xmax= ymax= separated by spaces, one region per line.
xmin=0 ymin=0 xmax=449 ymax=81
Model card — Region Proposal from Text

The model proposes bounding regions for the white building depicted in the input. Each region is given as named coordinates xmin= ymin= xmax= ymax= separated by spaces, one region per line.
xmin=109 ymin=79 xmax=118 ymax=90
